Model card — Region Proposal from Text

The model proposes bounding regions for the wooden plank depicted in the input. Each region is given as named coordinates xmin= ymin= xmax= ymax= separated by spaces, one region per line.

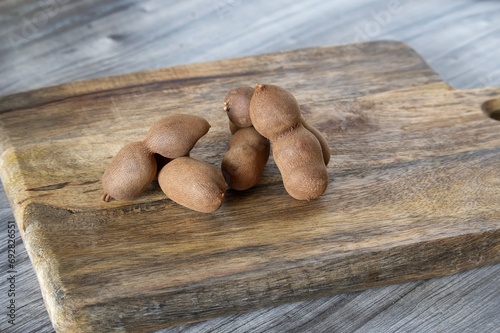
xmin=1 ymin=41 xmax=499 ymax=332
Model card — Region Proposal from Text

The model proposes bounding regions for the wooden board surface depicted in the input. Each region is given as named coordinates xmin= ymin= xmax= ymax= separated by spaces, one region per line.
xmin=0 ymin=41 xmax=499 ymax=333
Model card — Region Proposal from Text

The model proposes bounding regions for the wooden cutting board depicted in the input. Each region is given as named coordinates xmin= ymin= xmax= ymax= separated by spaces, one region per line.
xmin=1 ymin=41 xmax=499 ymax=333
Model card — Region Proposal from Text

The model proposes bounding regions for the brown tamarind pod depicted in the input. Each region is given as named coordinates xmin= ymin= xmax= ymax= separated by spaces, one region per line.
xmin=250 ymin=84 xmax=302 ymax=140
xmin=144 ymin=114 xmax=210 ymax=158
xmin=250 ymin=84 xmax=328 ymax=200
xmin=272 ymin=126 xmax=329 ymax=200
xmin=221 ymin=127 xmax=270 ymax=190
xmin=223 ymin=86 xmax=254 ymax=128
xmin=158 ymin=157 xmax=226 ymax=213
xmin=101 ymin=141 xmax=157 ymax=202
xmin=301 ymin=117 xmax=331 ymax=166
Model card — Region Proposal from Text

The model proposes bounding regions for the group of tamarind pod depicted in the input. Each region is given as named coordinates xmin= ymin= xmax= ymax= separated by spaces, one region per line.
xmin=101 ymin=83 xmax=331 ymax=213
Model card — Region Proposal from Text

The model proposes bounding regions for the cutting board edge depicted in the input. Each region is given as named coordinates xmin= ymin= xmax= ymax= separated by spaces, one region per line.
xmin=22 ymin=200 xmax=500 ymax=332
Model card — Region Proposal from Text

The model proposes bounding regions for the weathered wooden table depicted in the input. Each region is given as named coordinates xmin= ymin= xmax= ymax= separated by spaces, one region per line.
xmin=1 ymin=1 xmax=499 ymax=332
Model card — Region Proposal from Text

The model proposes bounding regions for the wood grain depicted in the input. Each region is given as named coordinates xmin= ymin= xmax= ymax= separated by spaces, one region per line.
xmin=0 ymin=41 xmax=499 ymax=332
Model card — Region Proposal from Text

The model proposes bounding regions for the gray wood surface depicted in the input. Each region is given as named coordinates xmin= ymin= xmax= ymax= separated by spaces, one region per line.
xmin=1 ymin=0 xmax=499 ymax=332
